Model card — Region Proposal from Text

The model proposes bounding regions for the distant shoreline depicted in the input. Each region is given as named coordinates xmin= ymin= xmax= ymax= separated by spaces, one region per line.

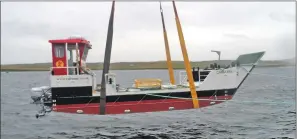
xmin=1 ymin=60 xmax=294 ymax=72
xmin=1 ymin=66 xmax=295 ymax=72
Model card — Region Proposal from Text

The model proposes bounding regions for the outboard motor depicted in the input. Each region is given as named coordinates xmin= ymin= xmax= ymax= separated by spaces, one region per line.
xmin=31 ymin=86 xmax=53 ymax=118
xmin=31 ymin=86 xmax=51 ymax=104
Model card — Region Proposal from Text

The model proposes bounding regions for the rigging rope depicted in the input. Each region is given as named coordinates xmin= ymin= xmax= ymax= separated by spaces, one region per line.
xmin=145 ymin=93 xmax=294 ymax=105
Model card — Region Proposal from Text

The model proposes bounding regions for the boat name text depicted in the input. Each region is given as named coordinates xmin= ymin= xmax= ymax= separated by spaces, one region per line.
xmin=57 ymin=77 xmax=89 ymax=80
xmin=216 ymin=69 xmax=233 ymax=74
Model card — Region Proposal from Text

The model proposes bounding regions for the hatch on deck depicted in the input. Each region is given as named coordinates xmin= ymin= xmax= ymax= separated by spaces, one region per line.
xmin=134 ymin=78 xmax=163 ymax=89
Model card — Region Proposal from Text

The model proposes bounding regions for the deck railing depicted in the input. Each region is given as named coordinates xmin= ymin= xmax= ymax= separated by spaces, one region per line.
xmin=179 ymin=70 xmax=212 ymax=85
xmin=50 ymin=66 xmax=79 ymax=75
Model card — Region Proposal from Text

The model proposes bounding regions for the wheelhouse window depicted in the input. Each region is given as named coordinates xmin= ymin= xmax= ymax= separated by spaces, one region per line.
xmin=55 ymin=45 xmax=65 ymax=58
xmin=67 ymin=49 xmax=72 ymax=61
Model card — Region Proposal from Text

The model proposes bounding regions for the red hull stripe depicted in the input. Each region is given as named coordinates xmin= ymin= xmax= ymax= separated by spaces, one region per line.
xmin=53 ymin=96 xmax=232 ymax=115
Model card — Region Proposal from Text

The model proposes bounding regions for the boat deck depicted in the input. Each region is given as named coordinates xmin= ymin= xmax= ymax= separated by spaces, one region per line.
xmin=91 ymin=80 xmax=203 ymax=96
xmin=92 ymin=86 xmax=194 ymax=96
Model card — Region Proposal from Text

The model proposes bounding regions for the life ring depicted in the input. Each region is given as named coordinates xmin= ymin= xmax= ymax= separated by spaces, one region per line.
xmin=55 ymin=60 xmax=64 ymax=67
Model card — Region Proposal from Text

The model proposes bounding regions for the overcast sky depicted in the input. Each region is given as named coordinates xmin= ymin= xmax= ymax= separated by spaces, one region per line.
xmin=1 ymin=2 xmax=295 ymax=64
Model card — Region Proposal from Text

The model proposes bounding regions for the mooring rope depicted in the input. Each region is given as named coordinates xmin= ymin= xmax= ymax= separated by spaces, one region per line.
xmin=145 ymin=93 xmax=294 ymax=105
xmin=83 ymin=98 xmax=95 ymax=109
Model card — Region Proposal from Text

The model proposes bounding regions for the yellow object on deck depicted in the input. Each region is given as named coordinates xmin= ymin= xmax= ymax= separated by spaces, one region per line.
xmin=134 ymin=78 xmax=162 ymax=89
xmin=172 ymin=1 xmax=200 ymax=108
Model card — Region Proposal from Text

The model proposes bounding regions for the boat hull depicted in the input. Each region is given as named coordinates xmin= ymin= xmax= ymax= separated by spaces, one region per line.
xmin=53 ymin=92 xmax=234 ymax=115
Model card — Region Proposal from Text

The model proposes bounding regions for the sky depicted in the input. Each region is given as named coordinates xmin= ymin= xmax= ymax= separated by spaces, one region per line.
xmin=1 ymin=1 xmax=295 ymax=64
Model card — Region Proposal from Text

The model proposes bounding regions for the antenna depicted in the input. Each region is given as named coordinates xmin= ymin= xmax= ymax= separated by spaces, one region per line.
xmin=211 ymin=50 xmax=221 ymax=61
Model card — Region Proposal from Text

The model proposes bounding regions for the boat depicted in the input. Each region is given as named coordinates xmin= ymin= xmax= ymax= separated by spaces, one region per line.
xmin=30 ymin=1 xmax=265 ymax=117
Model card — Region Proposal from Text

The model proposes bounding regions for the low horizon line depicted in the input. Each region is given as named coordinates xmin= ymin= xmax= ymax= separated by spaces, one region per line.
xmin=1 ymin=57 xmax=295 ymax=65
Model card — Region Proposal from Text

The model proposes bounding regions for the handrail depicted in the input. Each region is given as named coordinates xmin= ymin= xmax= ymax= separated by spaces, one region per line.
xmin=50 ymin=66 xmax=81 ymax=75
xmin=179 ymin=71 xmax=187 ymax=85
xmin=80 ymin=67 xmax=96 ymax=76
xmin=50 ymin=66 xmax=78 ymax=69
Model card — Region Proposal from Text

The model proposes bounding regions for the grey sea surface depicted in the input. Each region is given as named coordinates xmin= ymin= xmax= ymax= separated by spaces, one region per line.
xmin=1 ymin=67 xmax=295 ymax=139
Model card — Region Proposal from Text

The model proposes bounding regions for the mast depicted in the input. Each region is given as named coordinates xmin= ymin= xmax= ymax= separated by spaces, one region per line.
xmin=100 ymin=0 xmax=115 ymax=115
xmin=172 ymin=1 xmax=199 ymax=108
xmin=159 ymin=2 xmax=175 ymax=85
